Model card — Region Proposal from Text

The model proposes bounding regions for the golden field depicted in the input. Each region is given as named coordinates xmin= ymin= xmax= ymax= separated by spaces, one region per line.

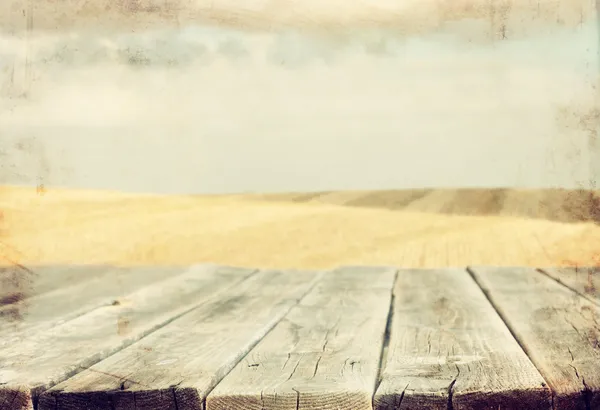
xmin=1 ymin=185 xmax=599 ymax=269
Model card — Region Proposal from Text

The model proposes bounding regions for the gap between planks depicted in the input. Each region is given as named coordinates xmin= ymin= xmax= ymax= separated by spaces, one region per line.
xmin=205 ymin=266 xmax=398 ymax=410
xmin=1 ymin=264 xmax=260 ymax=410
xmin=39 ymin=268 xmax=329 ymax=410
xmin=374 ymin=267 xmax=551 ymax=410
xmin=468 ymin=266 xmax=600 ymax=410
xmin=536 ymin=267 xmax=599 ymax=308
xmin=373 ymin=270 xmax=399 ymax=403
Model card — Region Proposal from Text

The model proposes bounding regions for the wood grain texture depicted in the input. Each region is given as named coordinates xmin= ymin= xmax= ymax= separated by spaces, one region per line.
xmin=0 ymin=265 xmax=184 ymax=337
xmin=0 ymin=264 xmax=255 ymax=410
xmin=469 ymin=266 xmax=600 ymax=410
xmin=206 ymin=266 xmax=397 ymax=410
xmin=39 ymin=269 xmax=323 ymax=410
xmin=1 ymin=264 xmax=108 ymax=324
xmin=539 ymin=267 xmax=599 ymax=306
xmin=0 ymin=264 xmax=109 ymax=300
xmin=374 ymin=268 xmax=551 ymax=410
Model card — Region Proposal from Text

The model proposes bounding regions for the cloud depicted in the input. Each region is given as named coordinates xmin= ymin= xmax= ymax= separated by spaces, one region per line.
xmin=0 ymin=20 xmax=597 ymax=192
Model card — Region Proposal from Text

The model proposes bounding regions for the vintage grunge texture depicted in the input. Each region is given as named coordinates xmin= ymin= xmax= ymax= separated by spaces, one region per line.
xmin=0 ymin=0 xmax=598 ymax=192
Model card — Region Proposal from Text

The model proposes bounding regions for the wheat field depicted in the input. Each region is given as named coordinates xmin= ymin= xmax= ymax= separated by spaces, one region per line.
xmin=1 ymin=185 xmax=599 ymax=269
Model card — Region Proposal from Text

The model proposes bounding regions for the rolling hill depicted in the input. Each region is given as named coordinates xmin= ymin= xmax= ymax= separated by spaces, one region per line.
xmin=1 ymin=185 xmax=599 ymax=269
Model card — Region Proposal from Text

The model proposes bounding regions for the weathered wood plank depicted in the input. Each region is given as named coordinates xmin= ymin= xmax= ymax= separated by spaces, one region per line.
xmin=469 ymin=266 xmax=600 ymax=410
xmin=0 ymin=264 xmax=255 ymax=410
xmin=0 ymin=264 xmax=111 ymax=301
xmin=1 ymin=264 xmax=109 ymax=323
xmin=539 ymin=266 xmax=599 ymax=306
xmin=206 ymin=266 xmax=397 ymax=410
xmin=39 ymin=268 xmax=323 ymax=410
xmin=374 ymin=268 xmax=551 ymax=410
xmin=0 ymin=265 xmax=185 ymax=336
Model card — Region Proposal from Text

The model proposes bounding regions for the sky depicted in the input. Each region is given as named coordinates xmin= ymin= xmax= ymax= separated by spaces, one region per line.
xmin=0 ymin=2 xmax=598 ymax=194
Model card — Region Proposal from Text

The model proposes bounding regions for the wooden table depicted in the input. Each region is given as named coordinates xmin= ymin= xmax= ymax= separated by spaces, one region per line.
xmin=1 ymin=264 xmax=598 ymax=410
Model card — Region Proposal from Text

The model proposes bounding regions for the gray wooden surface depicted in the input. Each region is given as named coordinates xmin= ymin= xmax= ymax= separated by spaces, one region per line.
xmin=206 ymin=266 xmax=396 ymax=410
xmin=374 ymin=268 xmax=551 ymax=410
xmin=469 ymin=266 xmax=600 ymax=410
xmin=1 ymin=264 xmax=107 ymax=325
xmin=0 ymin=264 xmax=255 ymax=410
xmin=0 ymin=265 xmax=184 ymax=337
xmin=539 ymin=267 xmax=599 ymax=306
xmin=1 ymin=264 xmax=109 ymax=300
xmin=1 ymin=264 xmax=599 ymax=410
xmin=39 ymin=269 xmax=322 ymax=410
